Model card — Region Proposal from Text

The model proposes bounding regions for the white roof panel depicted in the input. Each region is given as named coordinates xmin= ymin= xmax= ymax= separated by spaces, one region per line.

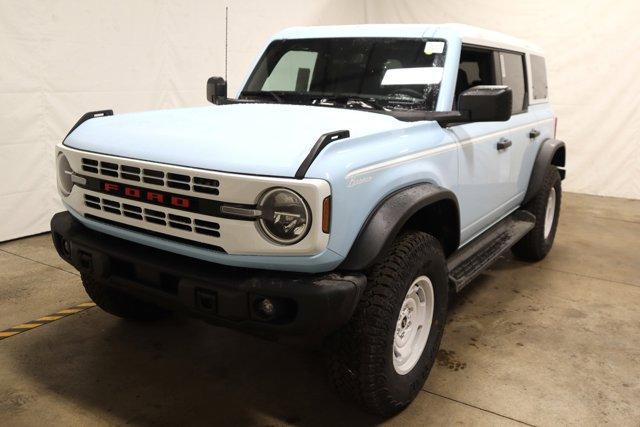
xmin=272 ymin=24 xmax=544 ymax=55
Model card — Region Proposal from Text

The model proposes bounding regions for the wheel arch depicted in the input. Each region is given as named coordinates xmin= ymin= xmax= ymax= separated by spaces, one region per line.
xmin=339 ymin=183 xmax=460 ymax=271
xmin=523 ymin=138 xmax=566 ymax=204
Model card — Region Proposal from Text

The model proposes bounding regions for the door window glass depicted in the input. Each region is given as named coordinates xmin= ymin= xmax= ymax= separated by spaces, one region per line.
xmin=455 ymin=47 xmax=496 ymax=107
xmin=500 ymin=52 xmax=527 ymax=113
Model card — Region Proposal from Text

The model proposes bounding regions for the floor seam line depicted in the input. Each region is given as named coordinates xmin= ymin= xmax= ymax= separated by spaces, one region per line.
xmin=422 ymin=390 xmax=536 ymax=426
xmin=526 ymin=264 xmax=639 ymax=289
xmin=593 ymin=215 xmax=640 ymax=225
xmin=0 ymin=248 xmax=79 ymax=277
xmin=505 ymin=258 xmax=639 ymax=289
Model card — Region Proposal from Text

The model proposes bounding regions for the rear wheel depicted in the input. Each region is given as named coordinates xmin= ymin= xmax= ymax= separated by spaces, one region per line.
xmin=512 ymin=166 xmax=562 ymax=261
xmin=326 ymin=231 xmax=448 ymax=416
xmin=82 ymin=274 xmax=170 ymax=321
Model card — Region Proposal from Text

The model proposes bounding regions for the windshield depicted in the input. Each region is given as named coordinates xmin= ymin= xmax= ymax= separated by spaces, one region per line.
xmin=241 ymin=38 xmax=446 ymax=111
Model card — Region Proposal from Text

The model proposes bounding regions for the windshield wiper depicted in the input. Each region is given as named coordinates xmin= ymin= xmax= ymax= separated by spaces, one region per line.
xmin=315 ymin=95 xmax=385 ymax=111
xmin=241 ymin=91 xmax=284 ymax=103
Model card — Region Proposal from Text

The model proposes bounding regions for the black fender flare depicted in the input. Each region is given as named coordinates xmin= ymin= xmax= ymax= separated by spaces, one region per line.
xmin=523 ymin=138 xmax=566 ymax=204
xmin=339 ymin=183 xmax=460 ymax=271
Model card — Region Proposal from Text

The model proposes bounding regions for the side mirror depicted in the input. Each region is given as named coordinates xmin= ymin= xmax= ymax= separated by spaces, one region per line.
xmin=458 ymin=85 xmax=512 ymax=122
xmin=206 ymin=77 xmax=227 ymax=104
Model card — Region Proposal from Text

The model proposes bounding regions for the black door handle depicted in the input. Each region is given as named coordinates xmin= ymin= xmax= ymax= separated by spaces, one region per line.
xmin=497 ymin=138 xmax=512 ymax=150
xmin=529 ymin=129 xmax=540 ymax=139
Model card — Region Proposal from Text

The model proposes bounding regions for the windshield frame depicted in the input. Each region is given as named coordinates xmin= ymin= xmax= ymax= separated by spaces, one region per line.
xmin=239 ymin=37 xmax=448 ymax=112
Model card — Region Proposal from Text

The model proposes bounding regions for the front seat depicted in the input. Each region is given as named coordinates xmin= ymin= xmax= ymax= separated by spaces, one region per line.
xmin=454 ymin=69 xmax=469 ymax=108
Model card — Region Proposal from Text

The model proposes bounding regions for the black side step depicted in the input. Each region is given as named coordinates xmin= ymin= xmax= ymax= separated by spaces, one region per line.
xmin=447 ymin=210 xmax=535 ymax=292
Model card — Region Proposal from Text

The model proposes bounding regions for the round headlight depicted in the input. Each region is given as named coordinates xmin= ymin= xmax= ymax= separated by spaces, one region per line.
xmin=57 ymin=153 xmax=74 ymax=196
xmin=258 ymin=188 xmax=311 ymax=245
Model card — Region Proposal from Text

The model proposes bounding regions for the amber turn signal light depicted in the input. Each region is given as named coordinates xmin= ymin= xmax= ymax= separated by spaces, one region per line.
xmin=322 ymin=196 xmax=331 ymax=233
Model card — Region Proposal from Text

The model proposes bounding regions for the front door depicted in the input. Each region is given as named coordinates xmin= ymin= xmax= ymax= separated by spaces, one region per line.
xmin=451 ymin=46 xmax=514 ymax=243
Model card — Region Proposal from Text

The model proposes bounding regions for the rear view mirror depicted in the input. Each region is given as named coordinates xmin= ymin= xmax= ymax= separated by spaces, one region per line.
xmin=207 ymin=76 xmax=227 ymax=104
xmin=458 ymin=85 xmax=512 ymax=122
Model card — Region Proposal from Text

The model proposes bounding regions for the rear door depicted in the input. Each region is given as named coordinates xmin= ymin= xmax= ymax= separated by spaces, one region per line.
xmin=496 ymin=50 xmax=538 ymax=205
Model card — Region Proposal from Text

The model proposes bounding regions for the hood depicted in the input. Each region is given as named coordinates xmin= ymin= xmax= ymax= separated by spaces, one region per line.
xmin=64 ymin=104 xmax=412 ymax=178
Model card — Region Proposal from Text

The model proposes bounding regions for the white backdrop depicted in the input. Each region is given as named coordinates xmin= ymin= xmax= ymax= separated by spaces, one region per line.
xmin=1 ymin=0 xmax=638 ymax=242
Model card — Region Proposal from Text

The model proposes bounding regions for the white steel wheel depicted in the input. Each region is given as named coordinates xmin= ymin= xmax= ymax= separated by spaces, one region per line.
xmin=544 ymin=187 xmax=557 ymax=239
xmin=393 ymin=275 xmax=434 ymax=375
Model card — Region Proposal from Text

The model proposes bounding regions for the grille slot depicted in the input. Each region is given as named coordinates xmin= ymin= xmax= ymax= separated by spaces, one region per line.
xmin=103 ymin=199 xmax=120 ymax=208
xmin=80 ymin=157 xmax=222 ymax=196
xmin=169 ymin=214 xmax=190 ymax=223
xmin=195 ymin=227 xmax=220 ymax=237
xmin=143 ymin=177 xmax=164 ymax=185
xmin=194 ymin=219 xmax=220 ymax=230
xmin=121 ymin=172 xmax=140 ymax=182
xmin=123 ymin=204 xmax=141 ymax=213
xmin=194 ymin=218 xmax=221 ymax=237
xmin=143 ymin=169 xmax=164 ymax=178
xmin=168 ymin=173 xmax=189 ymax=182
xmin=121 ymin=165 xmax=140 ymax=174
xmin=123 ymin=211 xmax=143 ymax=220
xmin=169 ymin=222 xmax=192 ymax=231
xmin=144 ymin=209 xmax=166 ymax=219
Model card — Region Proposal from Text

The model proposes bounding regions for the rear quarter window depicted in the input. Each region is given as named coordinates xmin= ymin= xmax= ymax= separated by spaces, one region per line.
xmin=530 ymin=54 xmax=548 ymax=100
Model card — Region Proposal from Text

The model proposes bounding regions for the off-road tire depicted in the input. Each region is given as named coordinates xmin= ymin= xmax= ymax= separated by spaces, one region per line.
xmin=325 ymin=231 xmax=449 ymax=416
xmin=81 ymin=274 xmax=170 ymax=321
xmin=512 ymin=166 xmax=562 ymax=261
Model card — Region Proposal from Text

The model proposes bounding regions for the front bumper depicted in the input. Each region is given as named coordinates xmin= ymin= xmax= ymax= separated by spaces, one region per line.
xmin=51 ymin=212 xmax=366 ymax=340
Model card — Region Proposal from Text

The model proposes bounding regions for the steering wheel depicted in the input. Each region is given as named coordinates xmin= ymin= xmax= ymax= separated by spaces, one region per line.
xmin=389 ymin=88 xmax=424 ymax=99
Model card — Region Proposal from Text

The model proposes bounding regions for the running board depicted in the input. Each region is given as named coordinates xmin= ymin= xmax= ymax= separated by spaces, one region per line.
xmin=447 ymin=210 xmax=535 ymax=292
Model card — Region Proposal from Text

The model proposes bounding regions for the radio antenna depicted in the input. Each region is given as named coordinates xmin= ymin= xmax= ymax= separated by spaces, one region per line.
xmin=224 ymin=6 xmax=228 ymax=81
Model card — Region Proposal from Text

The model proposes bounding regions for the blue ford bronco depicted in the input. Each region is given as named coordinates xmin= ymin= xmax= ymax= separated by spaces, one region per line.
xmin=51 ymin=24 xmax=565 ymax=415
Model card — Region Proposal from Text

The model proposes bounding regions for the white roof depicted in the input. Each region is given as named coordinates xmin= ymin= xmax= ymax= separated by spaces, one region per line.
xmin=273 ymin=24 xmax=544 ymax=55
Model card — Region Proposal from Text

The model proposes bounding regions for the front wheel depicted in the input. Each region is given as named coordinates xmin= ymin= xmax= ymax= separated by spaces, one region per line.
xmin=326 ymin=231 xmax=449 ymax=416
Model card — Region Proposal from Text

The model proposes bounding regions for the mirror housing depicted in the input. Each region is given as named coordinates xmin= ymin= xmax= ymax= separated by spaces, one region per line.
xmin=458 ymin=85 xmax=512 ymax=122
xmin=207 ymin=77 xmax=227 ymax=104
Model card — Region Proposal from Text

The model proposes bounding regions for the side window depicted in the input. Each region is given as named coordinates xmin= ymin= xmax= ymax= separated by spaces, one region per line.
xmin=262 ymin=50 xmax=318 ymax=92
xmin=499 ymin=52 xmax=527 ymax=114
xmin=530 ymin=54 xmax=548 ymax=100
xmin=455 ymin=46 xmax=496 ymax=107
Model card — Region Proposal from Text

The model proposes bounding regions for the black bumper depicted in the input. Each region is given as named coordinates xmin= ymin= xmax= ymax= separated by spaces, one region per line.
xmin=51 ymin=212 xmax=366 ymax=340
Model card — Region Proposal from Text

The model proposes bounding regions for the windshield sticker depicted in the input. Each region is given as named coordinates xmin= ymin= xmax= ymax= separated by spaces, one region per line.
xmin=380 ymin=67 xmax=444 ymax=86
xmin=424 ymin=41 xmax=445 ymax=55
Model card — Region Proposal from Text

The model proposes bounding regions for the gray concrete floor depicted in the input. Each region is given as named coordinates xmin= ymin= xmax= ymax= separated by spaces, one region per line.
xmin=0 ymin=192 xmax=639 ymax=426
